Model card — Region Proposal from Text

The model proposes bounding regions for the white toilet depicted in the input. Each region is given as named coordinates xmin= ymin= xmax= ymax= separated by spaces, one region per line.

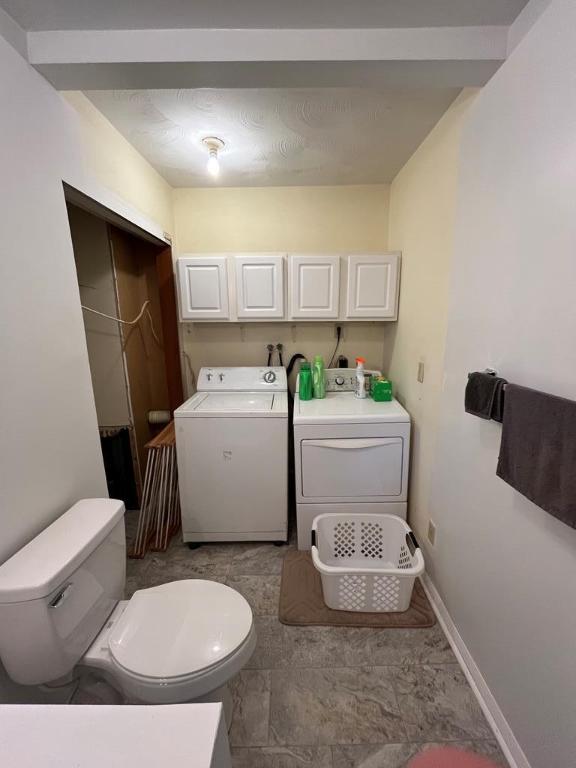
xmin=0 ymin=499 xmax=256 ymax=720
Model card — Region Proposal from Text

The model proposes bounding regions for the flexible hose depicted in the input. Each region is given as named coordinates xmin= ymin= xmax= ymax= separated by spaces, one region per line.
xmin=286 ymin=353 xmax=306 ymax=377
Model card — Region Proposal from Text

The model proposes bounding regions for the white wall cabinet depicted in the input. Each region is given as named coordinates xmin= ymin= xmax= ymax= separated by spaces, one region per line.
xmin=177 ymin=252 xmax=399 ymax=322
xmin=289 ymin=255 xmax=340 ymax=319
xmin=177 ymin=256 xmax=229 ymax=320
xmin=235 ymin=254 xmax=285 ymax=319
xmin=346 ymin=254 xmax=400 ymax=319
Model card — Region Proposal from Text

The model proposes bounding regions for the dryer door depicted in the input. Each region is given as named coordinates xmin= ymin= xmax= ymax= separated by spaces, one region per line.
xmin=301 ymin=437 xmax=403 ymax=499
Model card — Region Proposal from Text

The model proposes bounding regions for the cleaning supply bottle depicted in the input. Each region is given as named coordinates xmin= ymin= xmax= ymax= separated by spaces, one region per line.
xmin=372 ymin=376 xmax=393 ymax=401
xmin=312 ymin=355 xmax=326 ymax=399
xmin=299 ymin=361 xmax=313 ymax=401
xmin=355 ymin=357 xmax=366 ymax=399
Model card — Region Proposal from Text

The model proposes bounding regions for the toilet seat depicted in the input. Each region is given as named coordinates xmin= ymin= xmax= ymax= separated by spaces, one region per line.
xmin=108 ymin=580 xmax=252 ymax=680
xmin=82 ymin=579 xmax=256 ymax=704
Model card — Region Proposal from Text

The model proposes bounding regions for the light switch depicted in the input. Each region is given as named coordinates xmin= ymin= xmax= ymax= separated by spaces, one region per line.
xmin=417 ymin=362 xmax=425 ymax=383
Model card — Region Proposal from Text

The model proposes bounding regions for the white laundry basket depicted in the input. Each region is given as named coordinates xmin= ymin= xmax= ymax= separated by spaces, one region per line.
xmin=311 ymin=514 xmax=425 ymax=612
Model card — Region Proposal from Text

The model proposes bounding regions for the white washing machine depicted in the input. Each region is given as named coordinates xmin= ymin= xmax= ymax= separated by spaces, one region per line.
xmin=175 ymin=367 xmax=288 ymax=543
xmin=293 ymin=368 xmax=410 ymax=549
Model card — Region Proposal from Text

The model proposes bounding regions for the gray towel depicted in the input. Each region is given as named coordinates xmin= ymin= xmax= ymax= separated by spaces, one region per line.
xmin=496 ymin=384 xmax=576 ymax=529
xmin=465 ymin=372 xmax=507 ymax=421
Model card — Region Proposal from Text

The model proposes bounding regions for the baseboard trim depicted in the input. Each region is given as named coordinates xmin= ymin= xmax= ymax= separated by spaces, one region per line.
xmin=421 ymin=573 xmax=531 ymax=768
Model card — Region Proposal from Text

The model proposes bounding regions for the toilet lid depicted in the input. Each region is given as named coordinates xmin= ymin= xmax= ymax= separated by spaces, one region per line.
xmin=108 ymin=580 xmax=253 ymax=679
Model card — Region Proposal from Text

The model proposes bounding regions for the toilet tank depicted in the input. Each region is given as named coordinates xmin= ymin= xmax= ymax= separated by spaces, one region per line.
xmin=0 ymin=499 xmax=125 ymax=685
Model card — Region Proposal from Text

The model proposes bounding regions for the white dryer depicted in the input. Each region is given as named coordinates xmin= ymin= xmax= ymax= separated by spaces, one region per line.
xmin=293 ymin=368 xmax=410 ymax=549
xmin=175 ymin=367 xmax=288 ymax=543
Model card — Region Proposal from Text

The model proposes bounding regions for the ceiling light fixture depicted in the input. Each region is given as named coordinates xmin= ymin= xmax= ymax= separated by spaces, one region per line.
xmin=202 ymin=136 xmax=225 ymax=178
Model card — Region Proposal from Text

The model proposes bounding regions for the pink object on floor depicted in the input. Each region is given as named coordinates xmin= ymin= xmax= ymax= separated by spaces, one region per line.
xmin=408 ymin=746 xmax=501 ymax=768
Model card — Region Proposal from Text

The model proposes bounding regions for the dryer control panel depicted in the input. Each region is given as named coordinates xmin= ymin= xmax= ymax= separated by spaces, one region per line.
xmin=324 ymin=368 xmax=381 ymax=392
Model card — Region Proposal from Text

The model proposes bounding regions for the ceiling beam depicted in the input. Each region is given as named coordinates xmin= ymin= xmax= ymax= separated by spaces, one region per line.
xmin=27 ymin=25 xmax=508 ymax=90
xmin=0 ymin=5 xmax=27 ymax=59
xmin=35 ymin=60 xmax=502 ymax=91
xmin=29 ymin=26 xmax=507 ymax=64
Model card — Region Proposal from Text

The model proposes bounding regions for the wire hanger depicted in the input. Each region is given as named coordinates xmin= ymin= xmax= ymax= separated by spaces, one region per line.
xmin=81 ymin=300 xmax=162 ymax=346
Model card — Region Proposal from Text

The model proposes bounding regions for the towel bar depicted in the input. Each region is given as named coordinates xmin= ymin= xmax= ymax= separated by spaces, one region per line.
xmin=468 ymin=369 xmax=507 ymax=390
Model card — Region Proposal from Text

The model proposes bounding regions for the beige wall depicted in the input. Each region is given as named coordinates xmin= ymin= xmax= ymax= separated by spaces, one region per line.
xmin=174 ymin=185 xmax=392 ymax=392
xmin=182 ymin=322 xmax=395 ymax=394
xmin=64 ymin=92 xmax=174 ymax=237
xmin=173 ymin=185 xmax=389 ymax=253
xmin=387 ymin=90 xmax=478 ymax=540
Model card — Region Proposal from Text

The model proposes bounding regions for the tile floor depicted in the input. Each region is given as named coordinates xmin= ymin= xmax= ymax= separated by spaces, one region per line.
xmin=119 ymin=513 xmax=509 ymax=768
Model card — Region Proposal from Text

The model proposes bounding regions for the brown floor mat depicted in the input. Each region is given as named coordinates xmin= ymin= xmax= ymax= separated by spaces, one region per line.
xmin=279 ymin=550 xmax=436 ymax=628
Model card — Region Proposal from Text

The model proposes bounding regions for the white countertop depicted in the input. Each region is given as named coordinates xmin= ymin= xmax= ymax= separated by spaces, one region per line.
xmin=0 ymin=703 xmax=231 ymax=768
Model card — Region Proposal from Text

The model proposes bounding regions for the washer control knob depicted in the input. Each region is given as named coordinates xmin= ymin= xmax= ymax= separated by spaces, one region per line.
xmin=263 ymin=370 xmax=276 ymax=384
xmin=335 ymin=376 xmax=345 ymax=386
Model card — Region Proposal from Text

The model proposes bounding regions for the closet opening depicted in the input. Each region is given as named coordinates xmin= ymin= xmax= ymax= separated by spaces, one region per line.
xmin=65 ymin=186 xmax=183 ymax=510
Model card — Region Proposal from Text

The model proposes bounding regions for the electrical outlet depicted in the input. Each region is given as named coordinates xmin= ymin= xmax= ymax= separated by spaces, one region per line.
xmin=417 ymin=361 xmax=425 ymax=383
xmin=427 ymin=520 xmax=437 ymax=546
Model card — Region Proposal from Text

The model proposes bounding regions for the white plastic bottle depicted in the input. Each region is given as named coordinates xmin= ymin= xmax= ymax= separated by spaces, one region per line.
xmin=355 ymin=357 xmax=366 ymax=399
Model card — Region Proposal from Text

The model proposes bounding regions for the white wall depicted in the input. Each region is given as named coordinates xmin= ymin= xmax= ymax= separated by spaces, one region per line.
xmin=426 ymin=2 xmax=576 ymax=765
xmin=0 ymin=39 xmax=109 ymax=701
xmin=0 ymin=35 xmax=107 ymax=567
xmin=0 ymin=27 xmax=174 ymax=570
xmin=0 ymin=33 xmax=172 ymax=701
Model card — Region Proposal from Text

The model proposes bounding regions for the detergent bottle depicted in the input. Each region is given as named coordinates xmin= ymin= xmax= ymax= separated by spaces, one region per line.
xmin=312 ymin=355 xmax=326 ymax=399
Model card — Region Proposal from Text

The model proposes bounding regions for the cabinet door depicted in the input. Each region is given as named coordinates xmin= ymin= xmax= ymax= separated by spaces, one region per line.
xmin=177 ymin=256 xmax=229 ymax=320
xmin=346 ymin=254 xmax=400 ymax=319
xmin=235 ymin=254 xmax=285 ymax=319
xmin=289 ymin=255 xmax=340 ymax=319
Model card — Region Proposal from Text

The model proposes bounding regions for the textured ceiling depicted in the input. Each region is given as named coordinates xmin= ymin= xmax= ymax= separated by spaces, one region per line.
xmin=1 ymin=0 xmax=529 ymax=30
xmin=87 ymin=88 xmax=461 ymax=187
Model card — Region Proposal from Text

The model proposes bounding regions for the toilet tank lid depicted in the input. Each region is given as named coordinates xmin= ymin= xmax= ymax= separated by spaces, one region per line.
xmin=0 ymin=499 xmax=125 ymax=604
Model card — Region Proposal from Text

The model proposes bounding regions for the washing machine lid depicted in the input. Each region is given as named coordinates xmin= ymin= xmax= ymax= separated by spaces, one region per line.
xmin=195 ymin=392 xmax=274 ymax=412
xmin=108 ymin=580 xmax=253 ymax=679
xmin=175 ymin=391 xmax=288 ymax=417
